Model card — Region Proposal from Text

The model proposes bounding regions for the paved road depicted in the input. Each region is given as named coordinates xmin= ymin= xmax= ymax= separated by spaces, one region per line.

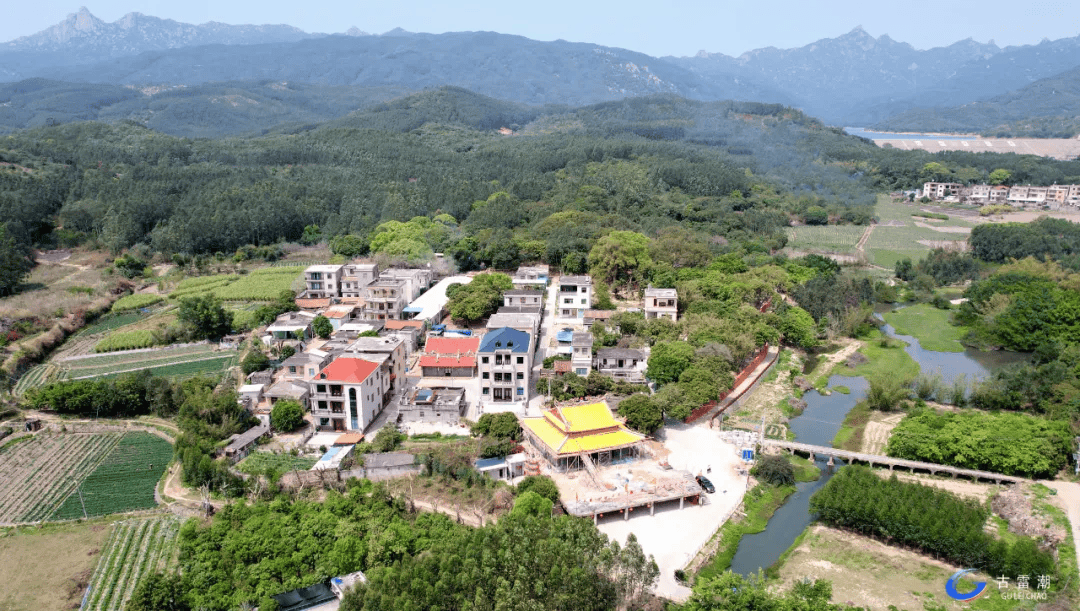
xmin=527 ymin=280 xmax=560 ymax=416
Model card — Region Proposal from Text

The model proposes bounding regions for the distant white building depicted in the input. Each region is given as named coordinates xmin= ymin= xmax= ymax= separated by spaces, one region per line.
xmin=557 ymin=276 xmax=592 ymax=320
xmin=643 ymin=287 xmax=678 ymax=322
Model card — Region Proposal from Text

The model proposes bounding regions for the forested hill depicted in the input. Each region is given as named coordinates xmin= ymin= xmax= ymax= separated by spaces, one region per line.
xmin=0 ymin=79 xmax=416 ymax=138
xmin=872 ymin=65 xmax=1080 ymax=138
xmin=4 ymin=88 xmax=1080 ymax=265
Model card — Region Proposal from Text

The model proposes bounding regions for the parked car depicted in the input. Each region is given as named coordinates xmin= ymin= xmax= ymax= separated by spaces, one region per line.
xmin=695 ymin=475 xmax=715 ymax=493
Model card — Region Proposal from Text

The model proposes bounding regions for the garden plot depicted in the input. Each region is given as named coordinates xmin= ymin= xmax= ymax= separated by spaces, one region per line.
xmin=0 ymin=432 xmax=122 ymax=523
xmin=83 ymin=516 xmax=179 ymax=611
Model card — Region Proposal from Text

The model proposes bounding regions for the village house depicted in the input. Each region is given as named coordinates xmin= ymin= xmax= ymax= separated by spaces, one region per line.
xmin=419 ymin=336 xmax=480 ymax=378
xmin=520 ymin=402 xmax=644 ymax=472
xmin=361 ymin=277 xmax=409 ymax=321
xmin=922 ymin=182 xmax=962 ymax=200
xmin=398 ymin=386 xmax=467 ymax=425
xmin=340 ymin=263 xmax=380 ymax=299
xmin=595 ymin=347 xmax=647 ymax=383
xmin=379 ymin=267 xmax=434 ymax=302
xmin=1007 ymin=185 xmax=1049 ymax=208
xmin=511 ymin=264 xmax=550 ymax=290
xmin=263 ymin=379 xmax=311 ymax=411
xmin=267 ymin=311 xmax=316 ymax=340
xmin=341 ymin=335 xmax=407 ymax=392
xmin=381 ymin=319 xmax=425 ymax=352
xmin=475 ymin=453 xmax=527 ymax=482
xmin=486 ymin=310 xmax=541 ymax=348
xmin=557 ymin=275 xmax=592 ymax=320
xmin=280 ymin=349 xmax=331 ymax=381
xmin=223 ymin=423 xmax=270 ymax=463
xmin=321 ymin=304 xmax=362 ymax=330
xmin=583 ymin=309 xmax=615 ymax=328
xmin=643 ymin=287 xmax=678 ymax=322
xmin=503 ymin=289 xmax=544 ymax=309
xmin=302 ymin=265 xmax=344 ymax=299
xmin=478 ymin=327 xmax=532 ymax=409
xmin=571 ymin=332 xmax=593 ymax=376
xmin=309 ymin=356 xmax=389 ymax=432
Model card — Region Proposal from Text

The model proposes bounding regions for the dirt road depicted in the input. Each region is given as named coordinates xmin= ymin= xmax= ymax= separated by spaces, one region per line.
xmin=1044 ymin=481 xmax=1080 ymax=576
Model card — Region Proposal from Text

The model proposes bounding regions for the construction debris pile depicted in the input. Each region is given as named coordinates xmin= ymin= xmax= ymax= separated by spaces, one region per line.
xmin=990 ymin=486 xmax=1067 ymax=548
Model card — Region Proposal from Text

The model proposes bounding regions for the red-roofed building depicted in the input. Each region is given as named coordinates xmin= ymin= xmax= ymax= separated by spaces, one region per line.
xmin=420 ymin=336 xmax=480 ymax=378
xmin=309 ymin=357 xmax=388 ymax=432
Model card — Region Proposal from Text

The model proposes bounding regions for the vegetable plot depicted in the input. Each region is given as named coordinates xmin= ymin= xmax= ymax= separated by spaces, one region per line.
xmin=51 ymin=432 xmax=173 ymax=520
xmin=84 ymin=517 xmax=180 ymax=611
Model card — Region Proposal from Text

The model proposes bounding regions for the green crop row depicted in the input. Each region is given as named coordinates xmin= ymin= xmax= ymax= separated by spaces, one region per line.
xmin=75 ymin=311 xmax=147 ymax=336
xmin=111 ymin=293 xmax=166 ymax=312
xmin=211 ymin=268 xmax=301 ymax=301
xmin=51 ymin=432 xmax=172 ymax=520
xmin=94 ymin=330 xmax=156 ymax=353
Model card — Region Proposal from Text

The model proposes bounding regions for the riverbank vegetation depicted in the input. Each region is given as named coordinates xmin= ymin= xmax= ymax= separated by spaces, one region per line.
xmin=881 ymin=302 xmax=967 ymax=352
xmin=886 ymin=407 xmax=1071 ymax=478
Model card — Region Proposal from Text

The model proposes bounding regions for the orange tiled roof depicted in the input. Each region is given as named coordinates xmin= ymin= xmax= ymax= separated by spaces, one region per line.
xmin=317 ymin=357 xmax=379 ymax=383
xmin=419 ymin=355 xmax=477 ymax=368
xmin=296 ymin=298 xmax=331 ymax=309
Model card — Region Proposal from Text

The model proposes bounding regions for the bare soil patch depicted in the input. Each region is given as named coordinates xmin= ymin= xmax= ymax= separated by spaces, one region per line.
xmin=0 ymin=520 xmax=112 ymax=611
xmin=775 ymin=524 xmax=979 ymax=611
xmin=871 ymin=469 xmax=1000 ymax=503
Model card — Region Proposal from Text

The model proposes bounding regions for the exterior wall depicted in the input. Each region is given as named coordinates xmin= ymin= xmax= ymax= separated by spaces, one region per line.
xmin=420 ymin=365 xmax=475 ymax=378
xmin=362 ymin=281 xmax=407 ymax=320
xmin=558 ymin=282 xmax=592 ymax=319
xmin=478 ymin=349 xmax=531 ymax=404
xmin=304 ymin=266 xmax=343 ymax=299
xmin=504 ymin=292 xmax=544 ymax=308
xmin=309 ymin=369 xmax=387 ymax=432
xmin=596 ymin=355 xmax=645 ymax=382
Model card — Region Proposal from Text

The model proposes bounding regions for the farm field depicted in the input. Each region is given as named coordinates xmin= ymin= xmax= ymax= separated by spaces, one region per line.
xmin=784 ymin=225 xmax=865 ymax=254
xmin=0 ymin=518 xmax=113 ymax=611
xmin=167 ymin=267 xmax=303 ymax=302
xmin=51 ymin=432 xmax=173 ymax=520
xmin=0 ymin=431 xmax=172 ymax=524
xmin=868 ymin=198 xmax=975 ymax=269
xmin=237 ymin=451 xmax=319 ymax=475
xmin=83 ymin=516 xmax=179 ymax=611
xmin=0 ymin=432 xmax=123 ymax=523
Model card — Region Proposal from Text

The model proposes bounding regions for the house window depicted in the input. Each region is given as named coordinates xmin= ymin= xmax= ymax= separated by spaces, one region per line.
xmin=308 ymin=368 xmax=315 ymax=377
xmin=516 ymin=387 xmax=524 ymax=396
xmin=576 ymin=368 xmax=587 ymax=375
xmin=482 ymin=356 xmax=489 ymax=364
xmin=516 ymin=356 xmax=524 ymax=364
xmin=482 ymin=387 xmax=489 ymax=394
xmin=316 ymin=384 xmax=327 ymax=393
xmin=318 ymin=401 xmax=328 ymax=410
xmin=516 ymin=372 xmax=524 ymax=380
xmin=482 ymin=372 xmax=490 ymax=379
xmin=288 ymin=366 xmax=297 ymax=373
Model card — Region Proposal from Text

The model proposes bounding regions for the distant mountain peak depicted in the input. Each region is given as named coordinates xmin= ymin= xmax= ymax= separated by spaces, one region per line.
xmin=345 ymin=27 xmax=370 ymax=37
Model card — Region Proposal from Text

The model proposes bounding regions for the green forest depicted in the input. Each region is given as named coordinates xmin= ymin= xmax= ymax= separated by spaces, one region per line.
xmin=5 ymin=87 xmax=1080 ymax=277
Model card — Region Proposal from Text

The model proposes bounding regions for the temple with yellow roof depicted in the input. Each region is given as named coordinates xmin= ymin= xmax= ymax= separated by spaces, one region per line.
xmin=521 ymin=401 xmax=645 ymax=471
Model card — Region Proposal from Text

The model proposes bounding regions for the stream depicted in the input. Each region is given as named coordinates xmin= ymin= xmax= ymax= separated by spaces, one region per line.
xmin=727 ymin=316 xmax=1026 ymax=576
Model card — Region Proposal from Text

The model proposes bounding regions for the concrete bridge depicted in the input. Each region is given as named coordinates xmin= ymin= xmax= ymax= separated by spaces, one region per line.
xmin=762 ymin=439 xmax=1026 ymax=485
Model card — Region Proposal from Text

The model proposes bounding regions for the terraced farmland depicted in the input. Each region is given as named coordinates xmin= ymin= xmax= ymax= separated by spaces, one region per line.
xmin=0 ymin=432 xmax=122 ymax=523
xmin=84 ymin=516 xmax=179 ymax=611
xmin=167 ymin=267 xmax=303 ymax=302
xmin=63 ymin=344 xmax=237 ymax=380
xmin=50 ymin=432 xmax=172 ymax=520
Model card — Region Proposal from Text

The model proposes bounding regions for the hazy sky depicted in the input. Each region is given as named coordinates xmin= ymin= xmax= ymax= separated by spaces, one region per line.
xmin=3 ymin=1 xmax=1078 ymax=57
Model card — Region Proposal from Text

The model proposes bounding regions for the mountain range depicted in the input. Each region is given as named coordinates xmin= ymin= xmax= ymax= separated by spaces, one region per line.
xmin=2 ymin=8 xmax=1080 ymax=132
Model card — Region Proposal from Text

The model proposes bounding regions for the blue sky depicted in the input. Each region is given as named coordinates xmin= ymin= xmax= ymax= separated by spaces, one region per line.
xmin=4 ymin=1 xmax=1079 ymax=57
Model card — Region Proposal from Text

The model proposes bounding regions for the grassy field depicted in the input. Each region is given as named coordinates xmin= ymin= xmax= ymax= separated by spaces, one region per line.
xmin=835 ymin=330 xmax=920 ymax=382
xmin=868 ymin=197 xmax=976 ymax=269
xmin=0 ymin=518 xmax=113 ymax=611
xmin=882 ymin=304 xmax=968 ymax=352
xmin=771 ymin=524 xmax=1060 ymax=611
xmin=831 ymin=401 xmax=871 ymax=451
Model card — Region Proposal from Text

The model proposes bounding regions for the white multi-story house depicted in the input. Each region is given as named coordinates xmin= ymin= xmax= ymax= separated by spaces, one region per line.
xmin=503 ymin=289 xmax=544 ymax=309
xmin=922 ymin=182 xmax=963 ymax=200
xmin=571 ymin=332 xmax=593 ymax=376
xmin=595 ymin=348 xmax=647 ymax=383
xmin=380 ymin=268 xmax=433 ymax=302
xmin=511 ymin=265 xmax=549 ymax=290
xmin=643 ymin=287 xmax=678 ymax=322
xmin=309 ymin=356 xmax=389 ymax=432
xmin=341 ymin=263 xmax=380 ymax=299
xmin=362 ymin=277 xmax=408 ymax=321
xmin=478 ymin=327 xmax=532 ymax=409
xmin=303 ymin=265 xmax=344 ymax=299
xmin=557 ymin=276 xmax=592 ymax=320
